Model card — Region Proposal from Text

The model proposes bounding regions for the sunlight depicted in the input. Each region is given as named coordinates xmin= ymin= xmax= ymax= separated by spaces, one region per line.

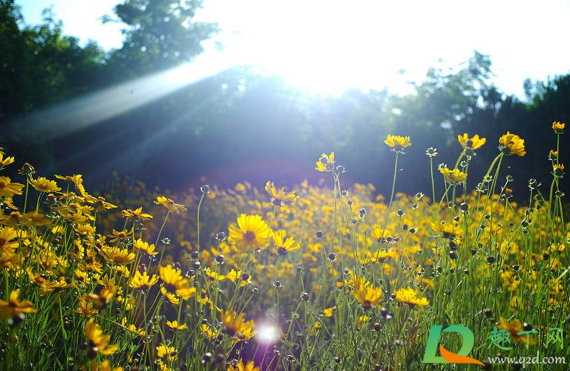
xmin=13 ymin=51 xmax=235 ymax=139
xmin=255 ymin=324 xmax=280 ymax=344
xmin=215 ymin=0 xmax=434 ymax=95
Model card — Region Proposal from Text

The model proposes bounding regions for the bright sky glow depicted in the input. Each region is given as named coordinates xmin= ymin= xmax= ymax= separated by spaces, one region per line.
xmin=17 ymin=0 xmax=570 ymax=97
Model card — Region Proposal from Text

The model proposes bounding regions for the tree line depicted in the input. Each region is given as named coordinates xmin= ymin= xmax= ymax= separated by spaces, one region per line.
xmin=1 ymin=0 xmax=569 ymax=198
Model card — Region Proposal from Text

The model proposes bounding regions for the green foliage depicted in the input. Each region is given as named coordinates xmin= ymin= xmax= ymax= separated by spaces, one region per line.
xmin=105 ymin=0 xmax=218 ymax=79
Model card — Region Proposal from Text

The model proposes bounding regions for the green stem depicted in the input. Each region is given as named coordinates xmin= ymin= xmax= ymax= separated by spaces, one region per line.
xmin=429 ymin=156 xmax=436 ymax=204
xmin=196 ymin=192 xmax=206 ymax=250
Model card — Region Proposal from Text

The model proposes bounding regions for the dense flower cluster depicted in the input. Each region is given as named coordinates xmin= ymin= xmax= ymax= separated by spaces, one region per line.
xmin=0 ymin=124 xmax=567 ymax=370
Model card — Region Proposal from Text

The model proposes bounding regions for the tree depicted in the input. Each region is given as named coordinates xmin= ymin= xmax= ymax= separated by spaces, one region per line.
xmin=105 ymin=0 xmax=219 ymax=80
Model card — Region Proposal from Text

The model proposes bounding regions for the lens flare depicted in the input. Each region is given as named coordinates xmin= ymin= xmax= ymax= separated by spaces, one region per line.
xmin=255 ymin=324 xmax=280 ymax=344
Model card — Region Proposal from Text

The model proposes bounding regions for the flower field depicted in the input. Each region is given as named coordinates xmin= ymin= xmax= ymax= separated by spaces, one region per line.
xmin=0 ymin=124 xmax=568 ymax=370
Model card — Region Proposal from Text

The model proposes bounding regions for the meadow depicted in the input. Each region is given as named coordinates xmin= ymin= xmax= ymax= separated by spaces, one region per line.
xmin=0 ymin=123 xmax=568 ymax=370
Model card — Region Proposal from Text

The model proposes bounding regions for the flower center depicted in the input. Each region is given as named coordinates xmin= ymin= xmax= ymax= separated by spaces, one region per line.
xmin=244 ymin=231 xmax=256 ymax=242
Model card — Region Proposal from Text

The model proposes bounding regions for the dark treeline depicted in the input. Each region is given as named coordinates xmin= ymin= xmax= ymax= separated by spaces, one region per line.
xmin=1 ymin=0 xmax=569 ymax=198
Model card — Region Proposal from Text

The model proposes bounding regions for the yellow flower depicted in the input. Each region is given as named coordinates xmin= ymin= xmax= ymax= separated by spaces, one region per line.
xmin=552 ymin=121 xmax=565 ymax=134
xmin=265 ymin=181 xmax=299 ymax=205
xmin=371 ymin=228 xmax=393 ymax=243
xmin=37 ymin=277 xmax=72 ymax=295
xmin=226 ymin=269 xmax=251 ymax=287
xmin=458 ymin=133 xmax=486 ymax=150
xmin=384 ymin=135 xmax=411 ymax=153
xmin=159 ymin=265 xmax=195 ymax=300
xmin=156 ymin=344 xmax=178 ymax=361
xmin=0 ymin=153 xmax=14 ymax=168
xmin=166 ymin=320 xmax=188 ymax=331
xmin=323 ymin=306 xmax=336 ymax=317
xmin=55 ymin=174 xmax=86 ymax=196
xmin=101 ymin=247 xmax=136 ymax=265
xmin=0 ymin=176 xmax=24 ymax=198
xmin=129 ymin=271 xmax=159 ymax=290
xmin=439 ymin=168 xmax=467 ymax=184
xmin=431 ymin=222 xmax=462 ymax=239
xmin=75 ymin=300 xmax=98 ymax=317
xmin=499 ymin=132 xmax=526 ymax=156
xmin=154 ymin=196 xmax=187 ymax=214
xmin=357 ymin=315 xmax=370 ymax=328
xmin=342 ymin=273 xmax=370 ymax=291
xmin=0 ymin=289 xmax=37 ymax=319
xmin=201 ymin=323 xmax=218 ymax=340
xmin=352 ymin=285 xmax=383 ymax=309
xmin=109 ymin=228 xmax=133 ymax=244
xmin=75 ymin=223 xmax=96 ymax=236
xmin=81 ymin=291 xmax=114 ymax=309
xmin=205 ymin=267 xmax=225 ymax=281
xmin=86 ymin=360 xmax=123 ymax=371
xmin=553 ymin=163 xmax=565 ymax=178
xmin=315 ymin=152 xmax=335 ymax=172
xmin=84 ymin=318 xmax=119 ymax=355
xmin=272 ymin=230 xmax=300 ymax=256
xmin=228 ymin=214 xmax=271 ymax=250
xmin=121 ymin=317 xmax=146 ymax=336
xmin=394 ymin=287 xmax=429 ymax=308
xmin=499 ymin=317 xmax=537 ymax=345
xmin=220 ymin=310 xmax=257 ymax=341
xmin=160 ymin=287 xmax=180 ymax=305
xmin=228 ymin=359 xmax=260 ymax=371
xmin=121 ymin=207 xmax=153 ymax=221
xmin=87 ymin=195 xmax=118 ymax=210
xmin=133 ymin=238 xmax=158 ymax=256
xmin=0 ymin=227 xmax=19 ymax=255
xmin=29 ymin=177 xmax=61 ymax=193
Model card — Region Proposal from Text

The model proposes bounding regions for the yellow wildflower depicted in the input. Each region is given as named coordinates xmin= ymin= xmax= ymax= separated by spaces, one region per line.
xmin=315 ymin=152 xmax=335 ymax=172
xmin=458 ymin=133 xmax=486 ymax=150
xmin=166 ymin=320 xmax=188 ymax=331
xmin=394 ymin=287 xmax=429 ymax=308
xmin=220 ymin=310 xmax=257 ymax=341
xmin=228 ymin=359 xmax=260 ymax=371
xmin=84 ymin=318 xmax=118 ymax=355
xmin=499 ymin=132 xmax=526 ymax=156
xmin=129 ymin=271 xmax=159 ymax=290
xmin=29 ymin=177 xmax=61 ymax=193
xmin=0 ymin=176 xmax=24 ymax=198
xmin=228 ymin=214 xmax=271 ymax=250
xmin=101 ymin=247 xmax=136 ymax=265
xmin=384 ymin=135 xmax=411 ymax=153
xmin=352 ymin=285 xmax=383 ymax=309
xmin=440 ymin=167 xmax=467 ymax=184
xmin=552 ymin=121 xmax=565 ymax=134
xmin=272 ymin=230 xmax=300 ymax=256
xmin=154 ymin=196 xmax=187 ymax=214
xmin=156 ymin=344 xmax=178 ymax=361
xmin=133 ymin=238 xmax=158 ymax=256
xmin=0 ymin=290 xmax=37 ymax=319
xmin=265 ymin=181 xmax=299 ymax=205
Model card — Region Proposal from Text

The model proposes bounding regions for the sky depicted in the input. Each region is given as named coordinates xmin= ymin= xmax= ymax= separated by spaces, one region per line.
xmin=16 ymin=0 xmax=570 ymax=98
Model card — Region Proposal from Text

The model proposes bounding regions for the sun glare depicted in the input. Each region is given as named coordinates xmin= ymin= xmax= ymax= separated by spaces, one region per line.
xmin=195 ymin=0 xmax=570 ymax=97
xmin=213 ymin=0 xmax=437 ymax=95
xmin=255 ymin=324 xmax=280 ymax=344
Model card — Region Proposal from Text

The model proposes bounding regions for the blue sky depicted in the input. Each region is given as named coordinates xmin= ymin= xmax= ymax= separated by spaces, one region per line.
xmin=16 ymin=0 xmax=570 ymax=97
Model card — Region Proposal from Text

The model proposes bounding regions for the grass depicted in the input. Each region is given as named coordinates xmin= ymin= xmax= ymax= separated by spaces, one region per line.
xmin=0 ymin=127 xmax=568 ymax=370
